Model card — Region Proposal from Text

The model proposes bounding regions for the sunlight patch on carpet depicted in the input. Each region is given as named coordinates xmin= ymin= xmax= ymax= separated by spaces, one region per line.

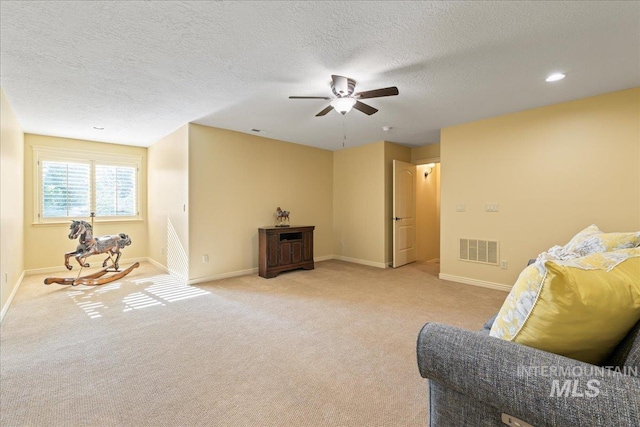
xmin=67 ymin=274 xmax=210 ymax=318
xmin=123 ymin=291 xmax=165 ymax=311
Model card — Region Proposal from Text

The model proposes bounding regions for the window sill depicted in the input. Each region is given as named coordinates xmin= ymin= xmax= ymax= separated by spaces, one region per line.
xmin=32 ymin=218 xmax=145 ymax=226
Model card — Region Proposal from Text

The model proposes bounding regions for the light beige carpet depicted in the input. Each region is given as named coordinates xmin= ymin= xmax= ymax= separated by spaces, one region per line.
xmin=1 ymin=260 xmax=507 ymax=426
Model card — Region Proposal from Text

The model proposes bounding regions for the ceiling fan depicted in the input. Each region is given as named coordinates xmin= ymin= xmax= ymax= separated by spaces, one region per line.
xmin=289 ymin=75 xmax=399 ymax=116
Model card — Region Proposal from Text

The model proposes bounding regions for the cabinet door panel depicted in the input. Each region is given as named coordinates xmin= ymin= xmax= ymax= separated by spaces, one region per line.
xmin=279 ymin=241 xmax=292 ymax=265
xmin=291 ymin=241 xmax=302 ymax=264
xmin=267 ymin=234 xmax=279 ymax=267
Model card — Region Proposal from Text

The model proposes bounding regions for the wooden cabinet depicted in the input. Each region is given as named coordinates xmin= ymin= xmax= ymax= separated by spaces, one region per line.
xmin=259 ymin=226 xmax=314 ymax=278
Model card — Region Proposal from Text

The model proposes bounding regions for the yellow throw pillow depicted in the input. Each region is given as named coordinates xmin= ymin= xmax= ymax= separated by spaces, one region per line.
xmin=490 ymin=248 xmax=640 ymax=365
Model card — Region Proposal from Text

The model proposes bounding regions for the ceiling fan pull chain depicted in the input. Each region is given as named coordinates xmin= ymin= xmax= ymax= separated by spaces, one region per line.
xmin=343 ymin=115 xmax=347 ymax=147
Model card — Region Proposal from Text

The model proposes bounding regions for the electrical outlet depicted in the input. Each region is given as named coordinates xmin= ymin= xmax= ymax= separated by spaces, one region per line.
xmin=500 ymin=260 xmax=508 ymax=270
xmin=161 ymin=247 xmax=165 ymax=255
xmin=203 ymin=254 xmax=209 ymax=263
xmin=456 ymin=204 xmax=466 ymax=212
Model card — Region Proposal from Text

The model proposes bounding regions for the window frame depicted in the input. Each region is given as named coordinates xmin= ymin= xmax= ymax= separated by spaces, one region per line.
xmin=33 ymin=146 xmax=142 ymax=224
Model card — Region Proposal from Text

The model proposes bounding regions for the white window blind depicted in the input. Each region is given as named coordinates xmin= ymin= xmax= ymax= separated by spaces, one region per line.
xmin=95 ymin=165 xmax=137 ymax=216
xmin=42 ymin=160 xmax=91 ymax=218
xmin=34 ymin=147 xmax=141 ymax=223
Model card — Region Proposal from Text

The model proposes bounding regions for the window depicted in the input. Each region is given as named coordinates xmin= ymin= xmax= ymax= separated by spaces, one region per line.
xmin=34 ymin=147 xmax=141 ymax=223
xmin=95 ymin=164 xmax=137 ymax=216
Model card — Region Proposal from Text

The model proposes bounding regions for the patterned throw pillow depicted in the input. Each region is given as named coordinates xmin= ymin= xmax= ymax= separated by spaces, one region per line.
xmin=490 ymin=248 xmax=640 ymax=364
xmin=563 ymin=224 xmax=601 ymax=249
xmin=562 ymin=224 xmax=640 ymax=256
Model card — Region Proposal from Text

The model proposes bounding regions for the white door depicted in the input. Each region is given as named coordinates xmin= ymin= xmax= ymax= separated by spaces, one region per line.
xmin=393 ymin=160 xmax=416 ymax=268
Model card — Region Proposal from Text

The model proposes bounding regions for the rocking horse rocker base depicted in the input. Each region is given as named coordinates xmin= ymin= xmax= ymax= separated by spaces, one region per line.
xmin=44 ymin=262 xmax=140 ymax=286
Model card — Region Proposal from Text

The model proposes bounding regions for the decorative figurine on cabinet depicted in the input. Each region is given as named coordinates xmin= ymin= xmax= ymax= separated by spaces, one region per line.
xmin=275 ymin=207 xmax=290 ymax=227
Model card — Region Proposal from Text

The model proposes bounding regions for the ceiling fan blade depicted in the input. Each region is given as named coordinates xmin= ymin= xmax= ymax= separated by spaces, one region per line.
xmin=353 ymin=101 xmax=378 ymax=115
xmin=289 ymin=96 xmax=332 ymax=100
xmin=354 ymin=86 xmax=399 ymax=99
xmin=316 ymin=105 xmax=334 ymax=116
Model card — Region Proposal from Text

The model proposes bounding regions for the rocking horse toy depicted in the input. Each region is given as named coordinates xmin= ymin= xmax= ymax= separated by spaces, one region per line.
xmin=44 ymin=217 xmax=139 ymax=286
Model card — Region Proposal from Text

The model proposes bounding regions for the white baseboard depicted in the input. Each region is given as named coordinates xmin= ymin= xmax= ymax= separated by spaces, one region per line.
xmin=188 ymin=255 xmax=341 ymax=284
xmin=145 ymin=257 xmax=169 ymax=273
xmin=438 ymin=273 xmax=512 ymax=292
xmin=188 ymin=267 xmax=259 ymax=285
xmin=22 ymin=255 xmax=387 ymax=288
xmin=1 ymin=270 xmax=25 ymax=323
xmin=188 ymin=255 xmax=383 ymax=284
xmin=24 ymin=257 xmax=150 ymax=276
xmin=332 ymin=255 xmax=387 ymax=269
xmin=25 ymin=265 xmax=72 ymax=276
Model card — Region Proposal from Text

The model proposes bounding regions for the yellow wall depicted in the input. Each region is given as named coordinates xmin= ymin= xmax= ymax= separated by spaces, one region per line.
xmin=416 ymin=163 xmax=440 ymax=262
xmin=147 ymin=125 xmax=189 ymax=280
xmin=333 ymin=141 xmax=386 ymax=266
xmin=440 ymin=87 xmax=640 ymax=286
xmin=384 ymin=142 xmax=412 ymax=264
xmin=187 ymin=124 xmax=333 ymax=282
xmin=23 ymin=134 xmax=148 ymax=270
xmin=412 ymin=142 xmax=440 ymax=163
xmin=1 ymin=88 xmax=25 ymax=318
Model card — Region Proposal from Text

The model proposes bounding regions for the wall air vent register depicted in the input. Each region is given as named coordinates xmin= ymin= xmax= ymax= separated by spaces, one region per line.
xmin=459 ymin=239 xmax=499 ymax=265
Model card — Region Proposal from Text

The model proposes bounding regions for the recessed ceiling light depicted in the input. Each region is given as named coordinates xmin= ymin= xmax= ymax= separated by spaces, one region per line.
xmin=93 ymin=126 xmax=104 ymax=130
xmin=545 ymin=73 xmax=566 ymax=82
xmin=382 ymin=126 xmax=393 ymax=131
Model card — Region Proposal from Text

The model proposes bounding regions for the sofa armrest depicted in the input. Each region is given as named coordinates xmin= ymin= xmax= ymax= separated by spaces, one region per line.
xmin=417 ymin=323 xmax=640 ymax=427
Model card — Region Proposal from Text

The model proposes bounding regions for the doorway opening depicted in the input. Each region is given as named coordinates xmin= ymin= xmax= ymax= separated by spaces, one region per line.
xmin=415 ymin=161 xmax=441 ymax=273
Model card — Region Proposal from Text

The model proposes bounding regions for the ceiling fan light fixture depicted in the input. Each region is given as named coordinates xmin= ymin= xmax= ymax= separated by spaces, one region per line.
xmin=545 ymin=73 xmax=566 ymax=82
xmin=331 ymin=97 xmax=356 ymax=115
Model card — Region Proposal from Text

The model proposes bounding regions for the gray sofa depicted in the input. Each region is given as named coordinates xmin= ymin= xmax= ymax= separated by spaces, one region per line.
xmin=416 ymin=318 xmax=640 ymax=426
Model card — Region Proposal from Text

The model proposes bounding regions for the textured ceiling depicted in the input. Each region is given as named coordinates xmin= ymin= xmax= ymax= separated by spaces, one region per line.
xmin=1 ymin=1 xmax=639 ymax=150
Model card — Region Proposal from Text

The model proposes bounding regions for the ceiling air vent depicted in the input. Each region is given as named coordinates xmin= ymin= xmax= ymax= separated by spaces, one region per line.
xmin=459 ymin=239 xmax=499 ymax=265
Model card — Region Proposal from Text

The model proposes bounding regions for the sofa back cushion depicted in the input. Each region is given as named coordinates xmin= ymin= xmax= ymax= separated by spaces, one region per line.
xmin=605 ymin=319 xmax=640 ymax=369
